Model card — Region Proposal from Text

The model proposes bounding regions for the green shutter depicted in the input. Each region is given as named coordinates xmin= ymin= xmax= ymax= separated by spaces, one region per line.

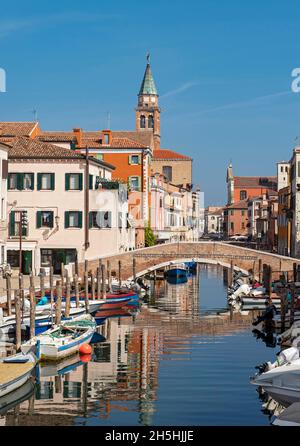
xmin=65 ymin=211 xmax=69 ymax=228
xmin=9 ymin=211 xmax=15 ymax=236
xmin=78 ymin=212 xmax=83 ymax=228
xmin=128 ymin=155 xmax=132 ymax=165
xmin=37 ymin=211 xmax=42 ymax=228
xmin=78 ymin=174 xmax=83 ymax=191
xmin=138 ymin=155 xmax=141 ymax=165
xmin=49 ymin=211 xmax=54 ymax=228
xmin=65 ymin=174 xmax=70 ymax=191
xmin=17 ymin=173 xmax=24 ymax=190
xmin=37 ymin=173 xmax=42 ymax=191
xmin=137 ymin=176 xmax=141 ymax=191
xmin=89 ymin=212 xmax=93 ymax=228
xmin=89 ymin=175 xmax=93 ymax=190
xmin=29 ymin=173 xmax=34 ymax=190
xmin=50 ymin=174 xmax=55 ymax=191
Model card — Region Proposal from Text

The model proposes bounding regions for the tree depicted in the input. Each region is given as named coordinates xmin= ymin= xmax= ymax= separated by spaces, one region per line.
xmin=145 ymin=222 xmax=156 ymax=247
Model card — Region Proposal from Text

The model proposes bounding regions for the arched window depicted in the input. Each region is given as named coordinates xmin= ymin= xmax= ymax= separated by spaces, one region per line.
xmin=148 ymin=115 xmax=154 ymax=128
xmin=140 ymin=115 xmax=146 ymax=129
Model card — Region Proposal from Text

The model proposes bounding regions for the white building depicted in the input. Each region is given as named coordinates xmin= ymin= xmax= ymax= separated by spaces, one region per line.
xmin=3 ymin=137 xmax=134 ymax=274
xmin=277 ymin=161 xmax=290 ymax=192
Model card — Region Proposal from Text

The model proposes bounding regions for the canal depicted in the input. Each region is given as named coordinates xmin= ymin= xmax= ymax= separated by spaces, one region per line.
xmin=0 ymin=264 xmax=278 ymax=426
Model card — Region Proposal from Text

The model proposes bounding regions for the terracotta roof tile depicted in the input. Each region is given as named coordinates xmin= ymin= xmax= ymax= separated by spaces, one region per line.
xmin=153 ymin=149 xmax=192 ymax=160
xmin=226 ymin=199 xmax=248 ymax=209
xmin=0 ymin=122 xmax=38 ymax=137
xmin=234 ymin=176 xmax=277 ymax=188
xmin=6 ymin=137 xmax=83 ymax=159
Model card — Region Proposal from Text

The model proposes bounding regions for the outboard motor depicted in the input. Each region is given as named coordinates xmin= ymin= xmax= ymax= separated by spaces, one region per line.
xmin=136 ymin=277 xmax=150 ymax=291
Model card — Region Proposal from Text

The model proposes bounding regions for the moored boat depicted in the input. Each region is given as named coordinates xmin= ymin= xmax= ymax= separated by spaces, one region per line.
xmin=164 ymin=263 xmax=188 ymax=283
xmin=21 ymin=314 xmax=96 ymax=362
xmin=0 ymin=351 xmax=36 ymax=399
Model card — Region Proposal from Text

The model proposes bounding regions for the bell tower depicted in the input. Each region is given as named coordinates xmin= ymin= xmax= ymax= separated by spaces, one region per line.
xmin=136 ymin=54 xmax=161 ymax=150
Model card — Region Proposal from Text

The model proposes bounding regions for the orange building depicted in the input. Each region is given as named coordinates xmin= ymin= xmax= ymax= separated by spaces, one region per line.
xmin=224 ymin=199 xmax=248 ymax=238
xmin=226 ymin=163 xmax=277 ymax=205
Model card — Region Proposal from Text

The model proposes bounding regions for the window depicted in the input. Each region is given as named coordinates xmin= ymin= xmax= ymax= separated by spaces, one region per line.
xmin=211 ymin=216 xmax=215 ymax=220
xmin=148 ymin=115 xmax=154 ymax=129
xmin=212 ymin=224 xmax=215 ymax=229
xmin=240 ymin=190 xmax=247 ymax=200
xmin=41 ymin=249 xmax=53 ymax=267
xmin=65 ymin=173 xmax=83 ymax=191
xmin=118 ymin=212 xmax=123 ymax=229
xmin=8 ymin=173 xmax=18 ymax=190
xmin=8 ymin=173 xmax=34 ymax=190
xmin=129 ymin=155 xmax=140 ymax=165
xmin=162 ymin=166 xmax=172 ymax=182
xmin=104 ymin=134 xmax=109 ymax=144
xmin=241 ymin=222 xmax=245 ymax=229
xmin=37 ymin=173 xmax=55 ymax=190
xmin=230 ymin=222 xmax=234 ymax=231
xmin=37 ymin=211 xmax=54 ymax=228
xmin=230 ymin=210 xmax=234 ymax=216
xmin=281 ymin=166 xmax=283 ymax=172
xmin=140 ymin=115 xmax=146 ymax=129
xmin=129 ymin=176 xmax=141 ymax=191
xmin=89 ymin=211 xmax=112 ymax=229
xmin=285 ymin=166 xmax=288 ymax=172
xmin=9 ymin=211 xmax=28 ymax=237
xmin=241 ymin=210 xmax=245 ymax=216
xmin=65 ymin=211 xmax=82 ymax=228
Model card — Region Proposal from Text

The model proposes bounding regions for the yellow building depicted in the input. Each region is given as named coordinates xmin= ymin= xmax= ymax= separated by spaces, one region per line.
xmin=278 ymin=185 xmax=292 ymax=256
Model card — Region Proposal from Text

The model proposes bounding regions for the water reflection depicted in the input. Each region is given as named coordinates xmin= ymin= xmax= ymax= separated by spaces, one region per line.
xmin=0 ymin=264 xmax=264 ymax=426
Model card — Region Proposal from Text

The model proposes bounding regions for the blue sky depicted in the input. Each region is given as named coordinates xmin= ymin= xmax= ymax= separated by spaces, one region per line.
xmin=1 ymin=0 xmax=300 ymax=204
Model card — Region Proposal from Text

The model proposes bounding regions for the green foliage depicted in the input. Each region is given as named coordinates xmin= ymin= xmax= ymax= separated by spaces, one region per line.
xmin=145 ymin=223 xmax=156 ymax=247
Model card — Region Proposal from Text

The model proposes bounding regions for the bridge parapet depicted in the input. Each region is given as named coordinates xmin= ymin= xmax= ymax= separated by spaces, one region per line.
xmin=79 ymin=242 xmax=300 ymax=281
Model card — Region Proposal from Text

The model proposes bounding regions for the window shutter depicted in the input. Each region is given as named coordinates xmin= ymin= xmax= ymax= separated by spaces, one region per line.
xmin=137 ymin=176 xmax=141 ymax=191
xmin=49 ymin=211 xmax=54 ymax=228
xmin=138 ymin=155 xmax=142 ymax=165
xmin=9 ymin=211 xmax=15 ymax=236
xmin=17 ymin=173 xmax=24 ymax=190
xmin=89 ymin=175 xmax=93 ymax=190
xmin=37 ymin=211 xmax=42 ymax=228
xmin=50 ymin=174 xmax=55 ymax=191
xmin=65 ymin=174 xmax=70 ymax=191
xmin=89 ymin=212 xmax=93 ymax=228
xmin=128 ymin=155 xmax=132 ymax=165
xmin=37 ymin=173 xmax=42 ymax=191
xmin=78 ymin=174 xmax=83 ymax=191
xmin=29 ymin=173 xmax=34 ymax=190
xmin=65 ymin=211 xmax=69 ymax=228
xmin=78 ymin=211 xmax=83 ymax=228
xmin=107 ymin=212 xmax=112 ymax=228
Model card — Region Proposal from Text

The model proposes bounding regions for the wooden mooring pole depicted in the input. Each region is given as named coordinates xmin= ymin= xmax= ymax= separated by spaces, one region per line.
xmin=107 ymin=261 xmax=111 ymax=293
xmin=101 ymin=264 xmax=106 ymax=300
xmin=84 ymin=272 xmax=89 ymax=313
xmin=290 ymin=287 xmax=295 ymax=326
xmin=258 ymin=259 xmax=262 ymax=283
xmin=6 ymin=274 xmax=12 ymax=316
xmin=133 ymin=257 xmax=136 ymax=281
xmin=280 ymin=288 xmax=287 ymax=332
xmin=40 ymin=268 xmax=45 ymax=298
xmin=96 ymin=267 xmax=101 ymax=299
xmin=15 ymin=290 xmax=21 ymax=351
xmin=268 ymin=265 xmax=272 ymax=300
xmin=55 ymin=280 xmax=62 ymax=325
xmin=29 ymin=285 xmax=36 ymax=340
xmin=65 ymin=275 xmax=71 ymax=317
xmin=118 ymin=260 xmax=122 ymax=288
xmin=74 ymin=274 xmax=80 ymax=307
xmin=91 ymin=271 xmax=95 ymax=300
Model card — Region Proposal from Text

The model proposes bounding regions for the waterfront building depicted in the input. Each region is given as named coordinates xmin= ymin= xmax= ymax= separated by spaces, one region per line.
xmin=204 ymin=206 xmax=224 ymax=235
xmin=277 ymin=161 xmax=290 ymax=191
xmin=288 ymin=147 xmax=300 ymax=257
xmin=0 ymin=145 xmax=8 ymax=266
xmin=223 ymin=199 xmax=248 ymax=238
xmin=3 ymin=137 xmax=134 ymax=274
xmin=277 ymin=185 xmax=291 ymax=256
xmin=151 ymin=149 xmax=193 ymax=189
xmin=226 ymin=163 xmax=277 ymax=205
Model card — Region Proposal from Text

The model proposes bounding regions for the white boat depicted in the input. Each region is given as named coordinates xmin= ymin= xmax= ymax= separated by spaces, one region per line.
xmin=0 ymin=351 xmax=36 ymax=399
xmin=0 ymin=305 xmax=86 ymax=336
xmin=251 ymin=347 xmax=300 ymax=405
xmin=0 ymin=379 xmax=35 ymax=415
xmin=273 ymin=402 xmax=300 ymax=426
xmin=21 ymin=314 xmax=96 ymax=361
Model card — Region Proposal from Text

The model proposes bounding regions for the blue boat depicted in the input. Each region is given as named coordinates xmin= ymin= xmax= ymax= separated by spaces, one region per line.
xmin=164 ymin=264 xmax=188 ymax=283
xmin=184 ymin=261 xmax=197 ymax=274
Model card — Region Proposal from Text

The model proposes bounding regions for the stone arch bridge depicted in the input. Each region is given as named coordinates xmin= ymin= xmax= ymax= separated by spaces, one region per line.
xmin=79 ymin=242 xmax=300 ymax=281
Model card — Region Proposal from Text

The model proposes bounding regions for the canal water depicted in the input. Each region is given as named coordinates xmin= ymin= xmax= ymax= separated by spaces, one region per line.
xmin=0 ymin=264 xmax=278 ymax=426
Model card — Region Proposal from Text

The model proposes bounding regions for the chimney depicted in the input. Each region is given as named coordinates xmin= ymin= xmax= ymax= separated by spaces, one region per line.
xmin=102 ymin=129 xmax=112 ymax=146
xmin=73 ymin=128 xmax=83 ymax=148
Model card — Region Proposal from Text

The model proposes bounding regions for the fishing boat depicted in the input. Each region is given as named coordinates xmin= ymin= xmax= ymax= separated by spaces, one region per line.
xmin=21 ymin=314 xmax=96 ymax=361
xmin=164 ymin=263 xmax=188 ymax=283
xmin=0 ymin=351 xmax=36 ymax=399
xmin=273 ymin=403 xmax=300 ymax=426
